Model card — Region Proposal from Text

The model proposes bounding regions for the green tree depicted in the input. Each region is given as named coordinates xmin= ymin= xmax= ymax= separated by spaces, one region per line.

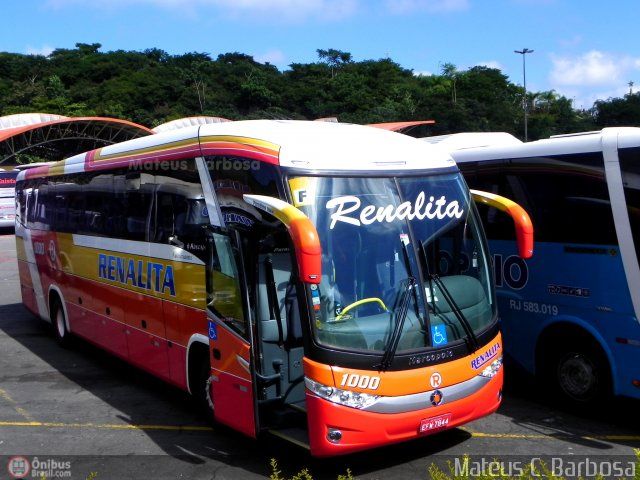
xmin=0 ymin=43 xmax=611 ymax=134
xmin=594 ymin=92 xmax=640 ymax=126
xmin=317 ymin=48 xmax=353 ymax=78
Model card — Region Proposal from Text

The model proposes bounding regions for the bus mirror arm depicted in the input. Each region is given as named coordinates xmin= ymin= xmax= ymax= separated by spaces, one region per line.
xmin=168 ymin=235 xmax=184 ymax=248
xmin=243 ymin=194 xmax=322 ymax=284
xmin=470 ymin=190 xmax=534 ymax=259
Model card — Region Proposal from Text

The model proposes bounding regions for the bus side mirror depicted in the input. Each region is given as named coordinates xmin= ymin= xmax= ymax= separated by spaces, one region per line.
xmin=243 ymin=194 xmax=322 ymax=284
xmin=470 ymin=189 xmax=534 ymax=259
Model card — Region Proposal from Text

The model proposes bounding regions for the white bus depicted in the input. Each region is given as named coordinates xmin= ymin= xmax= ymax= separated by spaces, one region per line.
xmin=426 ymin=128 xmax=640 ymax=405
xmin=16 ymin=120 xmax=531 ymax=456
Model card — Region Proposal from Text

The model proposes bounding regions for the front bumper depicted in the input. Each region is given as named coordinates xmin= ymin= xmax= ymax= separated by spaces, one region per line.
xmin=306 ymin=369 xmax=503 ymax=457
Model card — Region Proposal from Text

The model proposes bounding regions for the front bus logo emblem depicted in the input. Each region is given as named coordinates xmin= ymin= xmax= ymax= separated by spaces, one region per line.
xmin=430 ymin=389 xmax=444 ymax=406
xmin=430 ymin=372 xmax=442 ymax=388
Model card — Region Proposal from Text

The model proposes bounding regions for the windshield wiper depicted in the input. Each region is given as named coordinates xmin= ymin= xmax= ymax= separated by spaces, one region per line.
xmin=429 ymin=273 xmax=480 ymax=352
xmin=376 ymin=277 xmax=415 ymax=371
xmin=398 ymin=236 xmax=422 ymax=321
xmin=417 ymin=241 xmax=479 ymax=352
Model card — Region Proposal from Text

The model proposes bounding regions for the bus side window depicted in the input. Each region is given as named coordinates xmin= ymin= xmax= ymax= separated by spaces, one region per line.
xmin=82 ymin=173 xmax=114 ymax=237
xmin=154 ymin=193 xmax=189 ymax=245
xmin=148 ymin=163 xmax=209 ymax=256
xmin=25 ymin=186 xmax=36 ymax=228
xmin=112 ymin=172 xmax=153 ymax=242
xmin=53 ymin=181 xmax=68 ymax=232
xmin=15 ymin=184 xmax=23 ymax=225
xmin=620 ymin=147 xmax=640 ymax=262
xmin=35 ymin=180 xmax=52 ymax=230
xmin=469 ymin=161 xmax=522 ymax=241
xmin=67 ymin=185 xmax=85 ymax=233
xmin=511 ymin=155 xmax=615 ymax=245
xmin=124 ymin=190 xmax=152 ymax=242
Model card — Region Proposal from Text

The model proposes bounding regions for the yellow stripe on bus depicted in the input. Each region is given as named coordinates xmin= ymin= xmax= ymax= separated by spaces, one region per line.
xmin=198 ymin=135 xmax=280 ymax=154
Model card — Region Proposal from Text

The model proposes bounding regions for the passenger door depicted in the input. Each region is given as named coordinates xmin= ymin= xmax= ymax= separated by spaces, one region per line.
xmin=207 ymin=230 xmax=257 ymax=438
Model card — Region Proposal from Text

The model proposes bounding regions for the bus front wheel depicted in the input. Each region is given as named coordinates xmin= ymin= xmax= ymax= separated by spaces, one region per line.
xmin=541 ymin=333 xmax=611 ymax=407
xmin=192 ymin=358 xmax=214 ymax=419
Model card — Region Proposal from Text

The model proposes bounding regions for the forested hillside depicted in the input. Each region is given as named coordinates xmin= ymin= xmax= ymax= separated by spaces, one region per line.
xmin=1 ymin=43 xmax=639 ymax=140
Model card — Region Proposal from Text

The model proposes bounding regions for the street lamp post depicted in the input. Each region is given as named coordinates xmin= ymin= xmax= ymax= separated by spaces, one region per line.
xmin=514 ymin=48 xmax=534 ymax=142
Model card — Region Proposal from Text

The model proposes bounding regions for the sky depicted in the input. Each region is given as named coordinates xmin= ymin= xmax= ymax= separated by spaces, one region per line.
xmin=2 ymin=0 xmax=640 ymax=110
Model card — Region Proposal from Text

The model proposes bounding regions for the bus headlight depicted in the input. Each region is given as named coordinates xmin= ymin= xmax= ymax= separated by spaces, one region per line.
xmin=479 ymin=356 xmax=503 ymax=379
xmin=305 ymin=377 xmax=380 ymax=409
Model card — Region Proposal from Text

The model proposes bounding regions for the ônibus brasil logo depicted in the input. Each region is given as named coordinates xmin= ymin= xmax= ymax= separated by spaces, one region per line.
xmin=7 ymin=456 xmax=30 ymax=479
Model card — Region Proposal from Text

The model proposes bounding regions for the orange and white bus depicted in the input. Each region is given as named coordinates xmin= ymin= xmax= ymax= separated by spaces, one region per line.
xmin=14 ymin=120 xmax=532 ymax=456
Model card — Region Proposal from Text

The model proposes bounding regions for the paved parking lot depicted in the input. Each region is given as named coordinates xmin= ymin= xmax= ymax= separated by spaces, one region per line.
xmin=0 ymin=230 xmax=638 ymax=479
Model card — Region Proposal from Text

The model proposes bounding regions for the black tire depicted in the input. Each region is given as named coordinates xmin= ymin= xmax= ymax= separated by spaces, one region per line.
xmin=51 ymin=298 xmax=72 ymax=348
xmin=541 ymin=335 xmax=612 ymax=408
xmin=192 ymin=358 xmax=214 ymax=420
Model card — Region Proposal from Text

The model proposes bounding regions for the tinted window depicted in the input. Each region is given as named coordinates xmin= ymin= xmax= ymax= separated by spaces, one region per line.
xmin=82 ymin=173 xmax=115 ymax=237
xmin=459 ymin=162 xmax=516 ymax=241
xmin=25 ymin=182 xmax=37 ymax=227
xmin=149 ymin=163 xmax=208 ymax=256
xmin=113 ymin=172 xmax=153 ymax=242
xmin=34 ymin=180 xmax=52 ymax=230
xmin=155 ymin=193 xmax=190 ymax=240
xmin=24 ymin=170 xmax=153 ymax=241
xmin=619 ymin=147 xmax=640 ymax=262
xmin=15 ymin=183 xmax=25 ymax=225
xmin=66 ymin=182 xmax=85 ymax=233
xmin=465 ymin=153 xmax=617 ymax=245
xmin=206 ymin=156 xmax=281 ymax=230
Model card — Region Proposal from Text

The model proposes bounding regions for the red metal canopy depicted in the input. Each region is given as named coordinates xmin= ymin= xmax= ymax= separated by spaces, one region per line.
xmin=368 ymin=120 xmax=436 ymax=134
xmin=0 ymin=113 xmax=153 ymax=165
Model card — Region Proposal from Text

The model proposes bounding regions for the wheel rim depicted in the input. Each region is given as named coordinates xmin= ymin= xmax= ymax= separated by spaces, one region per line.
xmin=557 ymin=353 xmax=597 ymax=399
xmin=56 ymin=309 xmax=66 ymax=338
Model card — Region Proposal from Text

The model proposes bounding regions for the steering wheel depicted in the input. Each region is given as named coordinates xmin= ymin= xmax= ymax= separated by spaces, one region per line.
xmin=335 ymin=298 xmax=388 ymax=321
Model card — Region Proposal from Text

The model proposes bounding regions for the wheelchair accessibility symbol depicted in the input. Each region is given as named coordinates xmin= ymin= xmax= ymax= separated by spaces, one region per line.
xmin=431 ymin=325 xmax=448 ymax=346
xmin=208 ymin=321 xmax=217 ymax=341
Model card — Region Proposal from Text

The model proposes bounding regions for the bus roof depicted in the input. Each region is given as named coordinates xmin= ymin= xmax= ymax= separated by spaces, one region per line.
xmin=13 ymin=162 xmax=57 ymax=170
xmin=151 ymin=116 xmax=231 ymax=133
xmin=421 ymin=132 xmax=522 ymax=150
xmin=442 ymin=127 xmax=640 ymax=163
xmin=19 ymin=120 xmax=456 ymax=180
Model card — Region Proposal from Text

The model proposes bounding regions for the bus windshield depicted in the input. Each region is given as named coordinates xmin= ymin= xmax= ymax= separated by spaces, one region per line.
xmin=289 ymin=173 xmax=495 ymax=355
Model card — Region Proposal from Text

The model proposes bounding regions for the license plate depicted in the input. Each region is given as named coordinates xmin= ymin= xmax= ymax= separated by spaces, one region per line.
xmin=419 ymin=413 xmax=452 ymax=433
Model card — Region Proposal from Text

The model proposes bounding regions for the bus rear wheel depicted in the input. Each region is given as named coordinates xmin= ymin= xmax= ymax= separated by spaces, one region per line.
xmin=51 ymin=298 xmax=72 ymax=348
xmin=542 ymin=335 xmax=611 ymax=407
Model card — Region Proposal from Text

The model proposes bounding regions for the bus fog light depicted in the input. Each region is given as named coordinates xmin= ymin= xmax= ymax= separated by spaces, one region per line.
xmin=327 ymin=429 xmax=342 ymax=443
xmin=479 ymin=356 xmax=503 ymax=379
xmin=305 ymin=377 xmax=380 ymax=409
